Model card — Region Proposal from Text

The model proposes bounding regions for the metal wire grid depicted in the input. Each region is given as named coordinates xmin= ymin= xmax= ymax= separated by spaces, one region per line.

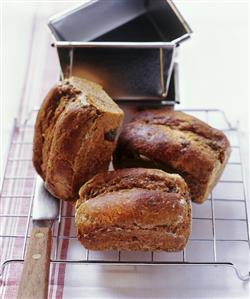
xmin=0 ymin=109 xmax=249 ymax=288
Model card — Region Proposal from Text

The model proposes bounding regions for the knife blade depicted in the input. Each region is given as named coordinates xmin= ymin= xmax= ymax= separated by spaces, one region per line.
xmin=17 ymin=176 xmax=59 ymax=299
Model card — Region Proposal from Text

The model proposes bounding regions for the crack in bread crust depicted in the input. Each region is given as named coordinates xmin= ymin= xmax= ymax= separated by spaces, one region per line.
xmin=33 ymin=80 xmax=83 ymax=179
xmin=77 ymin=168 xmax=189 ymax=207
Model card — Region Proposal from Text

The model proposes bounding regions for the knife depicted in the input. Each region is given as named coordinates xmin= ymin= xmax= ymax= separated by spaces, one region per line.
xmin=17 ymin=176 xmax=59 ymax=299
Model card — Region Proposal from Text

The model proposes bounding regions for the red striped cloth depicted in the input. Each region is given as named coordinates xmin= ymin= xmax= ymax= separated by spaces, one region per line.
xmin=1 ymin=3 xmax=76 ymax=298
xmin=0 ymin=121 xmax=73 ymax=299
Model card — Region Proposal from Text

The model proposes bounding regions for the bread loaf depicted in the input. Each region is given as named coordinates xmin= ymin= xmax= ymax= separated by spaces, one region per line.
xmin=113 ymin=109 xmax=230 ymax=203
xmin=33 ymin=77 xmax=124 ymax=201
xmin=76 ymin=168 xmax=191 ymax=251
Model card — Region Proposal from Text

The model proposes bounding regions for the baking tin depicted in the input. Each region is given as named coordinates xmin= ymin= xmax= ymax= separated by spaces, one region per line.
xmin=48 ymin=0 xmax=191 ymax=103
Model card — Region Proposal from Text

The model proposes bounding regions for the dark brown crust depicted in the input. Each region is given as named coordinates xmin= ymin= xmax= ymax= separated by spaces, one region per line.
xmin=133 ymin=109 xmax=229 ymax=157
xmin=33 ymin=85 xmax=62 ymax=178
xmin=113 ymin=109 xmax=231 ymax=203
xmin=76 ymin=168 xmax=191 ymax=251
xmin=33 ymin=77 xmax=124 ymax=201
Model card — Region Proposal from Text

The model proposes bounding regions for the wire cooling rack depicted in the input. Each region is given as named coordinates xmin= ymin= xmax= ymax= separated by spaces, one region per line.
xmin=0 ymin=109 xmax=249 ymax=297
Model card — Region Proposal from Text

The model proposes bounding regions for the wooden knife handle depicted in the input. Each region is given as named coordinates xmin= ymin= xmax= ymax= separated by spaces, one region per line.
xmin=17 ymin=227 xmax=52 ymax=299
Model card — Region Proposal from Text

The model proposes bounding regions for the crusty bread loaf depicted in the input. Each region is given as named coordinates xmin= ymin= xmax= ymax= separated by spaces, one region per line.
xmin=76 ymin=168 xmax=191 ymax=251
xmin=33 ymin=77 xmax=124 ymax=201
xmin=113 ymin=109 xmax=231 ymax=203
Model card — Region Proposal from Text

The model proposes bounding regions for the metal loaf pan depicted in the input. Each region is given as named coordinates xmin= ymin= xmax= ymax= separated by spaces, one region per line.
xmin=48 ymin=0 xmax=191 ymax=104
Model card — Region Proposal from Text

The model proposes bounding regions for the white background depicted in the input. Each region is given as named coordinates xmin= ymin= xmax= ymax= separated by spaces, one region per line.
xmin=1 ymin=1 xmax=250 ymax=298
